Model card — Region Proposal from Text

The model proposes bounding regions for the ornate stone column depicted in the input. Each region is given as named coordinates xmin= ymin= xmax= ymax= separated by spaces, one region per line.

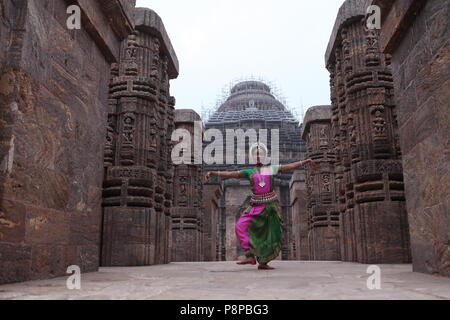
xmin=171 ymin=110 xmax=204 ymax=262
xmin=325 ymin=0 xmax=410 ymax=263
xmin=302 ymin=106 xmax=340 ymax=261
xmin=101 ymin=8 xmax=179 ymax=266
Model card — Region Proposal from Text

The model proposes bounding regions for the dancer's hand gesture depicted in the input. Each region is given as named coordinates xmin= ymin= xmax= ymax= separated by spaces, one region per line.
xmin=305 ymin=159 xmax=319 ymax=171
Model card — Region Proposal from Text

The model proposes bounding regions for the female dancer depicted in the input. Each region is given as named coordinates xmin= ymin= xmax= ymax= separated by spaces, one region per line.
xmin=205 ymin=143 xmax=318 ymax=270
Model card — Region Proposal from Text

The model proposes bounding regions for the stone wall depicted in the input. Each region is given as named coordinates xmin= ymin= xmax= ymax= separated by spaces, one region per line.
xmin=202 ymin=182 xmax=223 ymax=261
xmin=0 ymin=0 xmax=135 ymax=284
xmin=324 ymin=0 xmax=411 ymax=264
xmin=289 ymin=170 xmax=308 ymax=260
xmin=301 ymin=106 xmax=340 ymax=261
xmin=375 ymin=0 xmax=449 ymax=276
xmin=171 ymin=110 xmax=204 ymax=262
xmin=101 ymin=8 xmax=179 ymax=266
xmin=223 ymin=183 xmax=251 ymax=260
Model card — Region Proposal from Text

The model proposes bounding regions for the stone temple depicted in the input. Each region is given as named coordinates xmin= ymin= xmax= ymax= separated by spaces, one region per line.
xmin=203 ymin=80 xmax=306 ymax=261
xmin=0 ymin=0 xmax=448 ymax=287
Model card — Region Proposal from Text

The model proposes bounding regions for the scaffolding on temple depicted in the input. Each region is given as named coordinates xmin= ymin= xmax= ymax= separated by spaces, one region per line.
xmin=204 ymin=76 xmax=306 ymax=124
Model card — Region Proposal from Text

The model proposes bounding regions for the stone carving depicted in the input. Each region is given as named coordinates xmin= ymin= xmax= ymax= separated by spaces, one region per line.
xmin=364 ymin=24 xmax=381 ymax=67
xmin=101 ymin=8 xmax=179 ymax=267
xmin=322 ymin=174 xmax=331 ymax=193
xmin=104 ymin=115 xmax=116 ymax=167
xmin=324 ymin=0 xmax=410 ymax=264
xmin=124 ymin=32 xmax=138 ymax=76
xmin=150 ymin=38 xmax=160 ymax=81
xmin=301 ymin=106 xmax=340 ymax=261
xmin=371 ymin=105 xmax=387 ymax=138
xmin=172 ymin=110 xmax=204 ymax=262
xmin=319 ymin=127 xmax=329 ymax=147
xmin=347 ymin=114 xmax=357 ymax=147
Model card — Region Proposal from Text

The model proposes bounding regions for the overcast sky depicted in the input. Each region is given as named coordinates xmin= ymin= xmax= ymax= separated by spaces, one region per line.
xmin=136 ymin=0 xmax=344 ymax=121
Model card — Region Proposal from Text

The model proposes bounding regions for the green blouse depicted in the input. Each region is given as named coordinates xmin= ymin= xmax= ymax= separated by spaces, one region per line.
xmin=238 ymin=165 xmax=282 ymax=191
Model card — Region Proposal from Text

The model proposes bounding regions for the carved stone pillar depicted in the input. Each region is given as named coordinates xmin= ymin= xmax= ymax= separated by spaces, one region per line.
xmin=302 ymin=106 xmax=340 ymax=261
xmin=171 ymin=110 xmax=204 ymax=262
xmin=101 ymin=8 xmax=179 ymax=266
xmin=325 ymin=0 xmax=410 ymax=263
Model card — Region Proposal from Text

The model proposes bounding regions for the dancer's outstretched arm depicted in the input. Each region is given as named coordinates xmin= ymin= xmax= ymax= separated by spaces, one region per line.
xmin=204 ymin=171 xmax=241 ymax=182
xmin=279 ymin=159 xmax=319 ymax=173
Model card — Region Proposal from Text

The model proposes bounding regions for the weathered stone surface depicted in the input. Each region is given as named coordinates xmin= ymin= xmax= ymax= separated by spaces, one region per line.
xmin=1 ymin=262 xmax=450 ymax=300
xmin=325 ymin=0 xmax=372 ymax=64
xmin=323 ymin=0 xmax=411 ymax=264
xmin=289 ymin=171 xmax=308 ymax=260
xmin=0 ymin=243 xmax=32 ymax=284
xmin=376 ymin=0 xmax=450 ymax=277
xmin=134 ymin=7 xmax=179 ymax=78
xmin=301 ymin=105 xmax=332 ymax=135
xmin=0 ymin=199 xmax=26 ymax=243
xmin=202 ymin=182 xmax=223 ymax=261
xmin=301 ymin=106 xmax=340 ymax=261
xmin=101 ymin=7 xmax=178 ymax=267
xmin=172 ymin=110 xmax=204 ymax=262
xmin=0 ymin=0 xmax=135 ymax=285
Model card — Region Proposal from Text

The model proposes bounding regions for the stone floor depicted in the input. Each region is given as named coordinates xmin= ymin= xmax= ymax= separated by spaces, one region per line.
xmin=0 ymin=261 xmax=449 ymax=300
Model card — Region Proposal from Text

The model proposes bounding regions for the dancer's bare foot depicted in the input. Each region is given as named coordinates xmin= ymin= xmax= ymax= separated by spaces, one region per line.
xmin=258 ymin=264 xmax=275 ymax=270
xmin=236 ymin=257 xmax=257 ymax=265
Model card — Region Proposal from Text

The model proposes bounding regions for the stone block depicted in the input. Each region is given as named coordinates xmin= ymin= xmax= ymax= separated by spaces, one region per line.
xmin=0 ymin=199 xmax=26 ymax=243
xmin=0 ymin=243 xmax=32 ymax=284
xmin=25 ymin=206 xmax=69 ymax=245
